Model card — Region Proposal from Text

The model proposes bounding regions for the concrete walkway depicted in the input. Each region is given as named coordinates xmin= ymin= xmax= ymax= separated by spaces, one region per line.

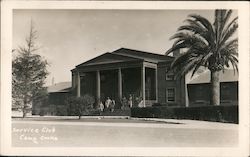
xmin=12 ymin=116 xmax=238 ymax=130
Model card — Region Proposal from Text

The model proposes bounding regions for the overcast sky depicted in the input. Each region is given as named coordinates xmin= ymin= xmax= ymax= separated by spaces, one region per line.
xmin=13 ymin=9 xmax=233 ymax=86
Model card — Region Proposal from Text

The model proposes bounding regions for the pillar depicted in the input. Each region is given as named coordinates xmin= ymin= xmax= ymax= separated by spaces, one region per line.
xmin=96 ymin=70 xmax=101 ymax=104
xmin=118 ymin=68 xmax=122 ymax=101
xmin=141 ymin=64 xmax=146 ymax=107
xmin=155 ymin=68 xmax=158 ymax=102
xmin=184 ymin=74 xmax=189 ymax=107
xmin=77 ymin=71 xmax=81 ymax=97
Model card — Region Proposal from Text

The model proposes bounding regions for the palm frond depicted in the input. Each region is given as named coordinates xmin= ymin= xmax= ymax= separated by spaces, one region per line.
xmin=228 ymin=56 xmax=239 ymax=74
xmin=214 ymin=10 xmax=227 ymax=38
xmin=177 ymin=55 xmax=204 ymax=77
xmin=222 ymin=10 xmax=233 ymax=28
xmin=220 ymin=22 xmax=238 ymax=45
xmin=220 ymin=16 xmax=238 ymax=45
xmin=219 ymin=38 xmax=238 ymax=54
xmin=167 ymin=9 xmax=238 ymax=78
xmin=170 ymin=51 xmax=193 ymax=68
xmin=167 ymin=32 xmax=208 ymax=55
xmin=191 ymin=52 xmax=213 ymax=77
xmin=189 ymin=14 xmax=215 ymax=39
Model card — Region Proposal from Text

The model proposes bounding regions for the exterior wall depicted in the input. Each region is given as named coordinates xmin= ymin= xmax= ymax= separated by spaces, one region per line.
xmin=187 ymin=82 xmax=238 ymax=106
xmin=157 ymin=63 xmax=186 ymax=106
xmin=71 ymin=71 xmax=77 ymax=95
xmin=48 ymin=92 xmax=70 ymax=107
xmin=32 ymin=92 xmax=70 ymax=116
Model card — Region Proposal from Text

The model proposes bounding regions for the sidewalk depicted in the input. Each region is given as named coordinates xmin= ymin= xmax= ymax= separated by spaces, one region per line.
xmin=12 ymin=116 xmax=238 ymax=130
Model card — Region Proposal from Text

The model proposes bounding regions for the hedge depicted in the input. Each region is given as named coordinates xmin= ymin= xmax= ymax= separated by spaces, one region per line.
xmin=131 ymin=105 xmax=238 ymax=123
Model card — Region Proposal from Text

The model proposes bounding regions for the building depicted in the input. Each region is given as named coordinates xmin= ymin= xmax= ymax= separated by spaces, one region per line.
xmin=31 ymin=48 xmax=238 ymax=116
xmin=187 ymin=69 xmax=238 ymax=106
xmin=32 ymin=82 xmax=71 ymax=115
xmin=71 ymin=48 xmax=187 ymax=108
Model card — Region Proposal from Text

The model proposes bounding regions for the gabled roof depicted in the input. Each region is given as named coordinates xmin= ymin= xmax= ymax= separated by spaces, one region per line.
xmin=188 ymin=69 xmax=238 ymax=84
xmin=75 ymin=48 xmax=173 ymax=68
xmin=112 ymin=48 xmax=173 ymax=63
xmin=47 ymin=82 xmax=71 ymax=93
xmin=76 ymin=52 xmax=141 ymax=67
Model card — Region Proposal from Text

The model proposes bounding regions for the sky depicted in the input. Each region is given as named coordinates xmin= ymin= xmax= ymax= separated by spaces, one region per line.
xmin=13 ymin=9 xmax=236 ymax=86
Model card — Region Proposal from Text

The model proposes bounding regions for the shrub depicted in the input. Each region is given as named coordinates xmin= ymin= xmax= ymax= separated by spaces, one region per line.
xmin=65 ymin=94 xmax=95 ymax=119
xmin=56 ymin=105 xmax=68 ymax=116
xmin=131 ymin=105 xmax=238 ymax=123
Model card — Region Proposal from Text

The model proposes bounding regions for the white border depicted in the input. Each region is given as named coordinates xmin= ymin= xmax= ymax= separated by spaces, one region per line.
xmin=1 ymin=1 xmax=249 ymax=156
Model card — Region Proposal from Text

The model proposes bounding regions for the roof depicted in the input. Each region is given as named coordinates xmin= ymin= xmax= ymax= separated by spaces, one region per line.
xmin=47 ymin=82 xmax=71 ymax=93
xmin=188 ymin=69 xmax=238 ymax=84
xmin=75 ymin=48 xmax=173 ymax=68
xmin=76 ymin=52 xmax=141 ymax=67
xmin=112 ymin=48 xmax=174 ymax=63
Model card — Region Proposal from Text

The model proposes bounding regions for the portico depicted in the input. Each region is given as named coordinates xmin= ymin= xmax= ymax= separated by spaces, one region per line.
xmin=72 ymin=62 xmax=157 ymax=108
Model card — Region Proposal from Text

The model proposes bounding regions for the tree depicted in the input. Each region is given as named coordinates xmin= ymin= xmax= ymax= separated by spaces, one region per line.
xmin=66 ymin=94 xmax=95 ymax=119
xmin=12 ymin=21 xmax=49 ymax=117
xmin=166 ymin=10 xmax=238 ymax=106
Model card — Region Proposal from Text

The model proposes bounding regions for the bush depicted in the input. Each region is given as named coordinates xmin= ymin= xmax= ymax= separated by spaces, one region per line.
xmin=65 ymin=94 xmax=95 ymax=119
xmin=131 ymin=105 xmax=238 ymax=123
xmin=56 ymin=105 xmax=68 ymax=116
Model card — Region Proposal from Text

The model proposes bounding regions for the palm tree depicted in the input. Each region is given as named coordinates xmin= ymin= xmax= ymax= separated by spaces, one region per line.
xmin=166 ymin=10 xmax=238 ymax=106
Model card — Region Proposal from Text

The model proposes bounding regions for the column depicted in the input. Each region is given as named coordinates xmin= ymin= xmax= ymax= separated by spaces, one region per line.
xmin=77 ymin=71 xmax=81 ymax=97
xmin=184 ymin=75 xmax=189 ymax=107
xmin=118 ymin=68 xmax=122 ymax=101
xmin=155 ymin=68 xmax=158 ymax=102
xmin=96 ymin=70 xmax=101 ymax=104
xmin=141 ymin=64 xmax=146 ymax=107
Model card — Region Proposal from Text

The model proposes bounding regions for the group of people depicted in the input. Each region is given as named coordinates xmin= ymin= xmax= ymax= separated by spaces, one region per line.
xmin=99 ymin=97 xmax=116 ymax=112
xmin=98 ymin=94 xmax=146 ymax=112
xmin=121 ymin=94 xmax=133 ymax=109
xmin=98 ymin=94 xmax=134 ymax=112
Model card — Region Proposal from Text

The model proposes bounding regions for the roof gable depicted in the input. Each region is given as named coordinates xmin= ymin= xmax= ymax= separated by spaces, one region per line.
xmin=47 ymin=82 xmax=71 ymax=93
xmin=76 ymin=52 xmax=141 ymax=67
xmin=188 ymin=69 xmax=238 ymax=84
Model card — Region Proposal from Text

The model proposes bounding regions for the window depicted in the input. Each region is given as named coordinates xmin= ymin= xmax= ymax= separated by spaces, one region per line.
xmin=166 ymin=88 xmax=175 ymax=102
xmin=166 ymin=73 xmax=174 ymax=80
xmin=166 ymin=68 xmax=174 ymax=80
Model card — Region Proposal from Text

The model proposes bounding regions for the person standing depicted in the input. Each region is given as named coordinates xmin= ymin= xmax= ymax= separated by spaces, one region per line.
xmin=128 ymin=94 xmax=133 ymax=108
xmin=105 ymin=97 xmax=112 ymax=111
xmin=99 ymin=102 xmax=104 ymax=112
xmin=110 ymin=99 xmax=115 ymax=112
xmin=121 ymin=96 xmax=127 ymax=110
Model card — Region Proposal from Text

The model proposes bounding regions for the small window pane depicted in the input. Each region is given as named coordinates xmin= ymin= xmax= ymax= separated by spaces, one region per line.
xmin=167 ymin=88 xmax=175 ymax=102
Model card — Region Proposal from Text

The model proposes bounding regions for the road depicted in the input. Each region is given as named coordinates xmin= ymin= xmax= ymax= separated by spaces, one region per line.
xmin=12 ymin=118 xmax=238 ymax=147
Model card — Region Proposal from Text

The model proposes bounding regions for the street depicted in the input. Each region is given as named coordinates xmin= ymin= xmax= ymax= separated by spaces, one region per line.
xmin=12 ymin=118 xmax=238 ymax=147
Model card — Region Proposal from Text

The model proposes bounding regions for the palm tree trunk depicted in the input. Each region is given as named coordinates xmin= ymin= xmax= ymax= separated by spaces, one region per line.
xmin=210 ymin=70 xmax=220 ymax=106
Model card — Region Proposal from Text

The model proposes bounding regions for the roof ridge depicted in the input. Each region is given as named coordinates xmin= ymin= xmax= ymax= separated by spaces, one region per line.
xmin=113 ymin=47 xmax=169 ymax=57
